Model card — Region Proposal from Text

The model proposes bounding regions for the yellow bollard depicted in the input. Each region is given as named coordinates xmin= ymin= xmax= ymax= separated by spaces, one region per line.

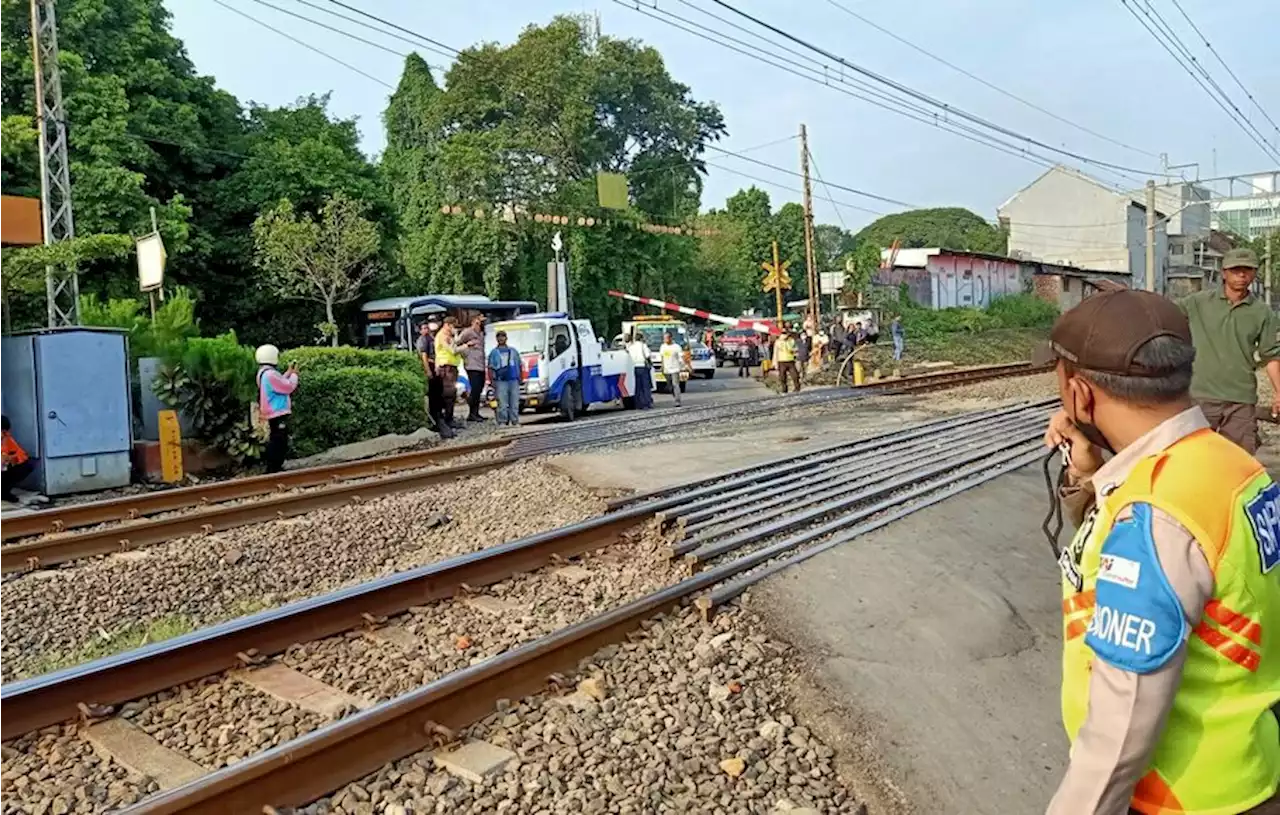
xmin=853 ymin=361 xmax=865 ymax=386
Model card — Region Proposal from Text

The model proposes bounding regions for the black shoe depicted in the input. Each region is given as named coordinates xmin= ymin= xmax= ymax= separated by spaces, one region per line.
xmin=439 ymin=426 xmax=457 ymax=439
xmin=467 ymin=415 xmax=485 ymax=422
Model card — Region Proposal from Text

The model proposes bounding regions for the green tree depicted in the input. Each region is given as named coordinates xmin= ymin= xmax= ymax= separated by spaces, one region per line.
xmin=379 ymin=17 xmax=726 ymax=333
xmin=854 ymin=207 xmax=1006 ymax=254
xmin=252 ymin=194 xmax=382 ymax=346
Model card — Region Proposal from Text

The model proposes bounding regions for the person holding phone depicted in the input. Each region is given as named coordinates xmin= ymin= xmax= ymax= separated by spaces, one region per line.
xmin=255 ymin=344 xmax=298 ymax=473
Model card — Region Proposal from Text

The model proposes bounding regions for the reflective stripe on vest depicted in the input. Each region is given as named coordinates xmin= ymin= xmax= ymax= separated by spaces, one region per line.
xmin=1060 ymin=428 xmax=1280 ymax=814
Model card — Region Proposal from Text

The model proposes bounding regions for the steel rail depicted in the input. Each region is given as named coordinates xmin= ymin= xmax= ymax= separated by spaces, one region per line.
xmin=120 ymin=435 xmax=1046 ymax=814
xmin=701 ymin=446 xmax=1047 ymax=612
xmin=683 ymin=432 xmax=1045 ymax=562
xmin=0 ymin=438 xmax=510 ymax=541
xmin=510 ymin=362 xmax=1047 ymax=456
xmin=0 ymin=503 xmax=653 ymax=740
xmin=611 ymin=396 xmax=1059 ymax=510
xmin=677 ymin=414 xmax=1048 ymax=547
xmin=0 ymin=457 xmax=509 ymax=574
xmin=673 ymin=409 xmax=1046 ymax=531
xmin=645 ymin=402 xmax=1053 ymax=521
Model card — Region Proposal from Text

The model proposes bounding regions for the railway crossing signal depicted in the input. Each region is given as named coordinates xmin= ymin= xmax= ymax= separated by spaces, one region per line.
xmin=761 ymin=240 xmax=790 ymax=323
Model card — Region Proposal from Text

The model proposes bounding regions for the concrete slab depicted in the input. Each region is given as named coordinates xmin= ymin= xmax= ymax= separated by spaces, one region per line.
xmin=433 ymin=739 xmax=517 ymax=782
xmin=552 ymin=565 xmax=592 ymax=583
xmin=753 ymin=464 xmax=1067 ymax=815
xmin=234 ymin=663 xmax=371 ymax=718
xmin=83 ymin=718 xmax=206 ymax=788
xmin=364 ymin=624 xmax=422 ymax=653
xmin=462 ymin=595 xmax=518 ymax=617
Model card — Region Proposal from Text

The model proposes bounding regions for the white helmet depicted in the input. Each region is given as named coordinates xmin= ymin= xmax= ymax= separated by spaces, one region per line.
xmin=255 ymin=344 xmax=280 ymax=365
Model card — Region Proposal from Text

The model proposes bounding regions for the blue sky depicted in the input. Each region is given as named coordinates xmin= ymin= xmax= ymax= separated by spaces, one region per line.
xmin=170 ymin=0 xmax=1279 ymax=232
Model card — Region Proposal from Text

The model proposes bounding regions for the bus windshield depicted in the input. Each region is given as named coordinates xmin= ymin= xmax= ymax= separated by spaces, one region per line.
xmin=489 ymin=323 xmax=546 ymax=355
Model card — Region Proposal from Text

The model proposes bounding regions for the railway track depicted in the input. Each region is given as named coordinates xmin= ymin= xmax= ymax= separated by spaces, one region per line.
xmin=1 ymin=399 xmax=1055 ymax=813
xmin=1 ymin=362 xmax=1048 ymax=576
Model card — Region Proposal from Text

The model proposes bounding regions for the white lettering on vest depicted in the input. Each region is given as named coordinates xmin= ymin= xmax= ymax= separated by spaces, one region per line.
xmin=1086 ymin=605 xmax=1156 ymax=655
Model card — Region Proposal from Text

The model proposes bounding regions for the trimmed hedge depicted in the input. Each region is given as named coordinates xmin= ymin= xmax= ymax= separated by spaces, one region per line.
xmin=288 ymin=367 xmax=427 ymax=457
xmin=280 ymin=346 xmax=425 ymax=383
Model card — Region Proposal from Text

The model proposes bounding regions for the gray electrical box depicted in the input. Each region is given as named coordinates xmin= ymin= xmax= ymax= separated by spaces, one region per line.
xmin=1 ymin=328 xmax=133 ymax=495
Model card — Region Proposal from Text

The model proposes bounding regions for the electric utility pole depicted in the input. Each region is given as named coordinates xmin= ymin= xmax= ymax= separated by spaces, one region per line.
xmin=800 ymin=124 xmax=820 ymax=328
xmin=29 ymin=0 xmax=79 ymax=327
xmin=1145 ymin=180 xmax=1157 ymax=294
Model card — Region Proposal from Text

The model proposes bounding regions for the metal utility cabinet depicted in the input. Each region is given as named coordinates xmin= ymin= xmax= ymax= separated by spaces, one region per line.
xmin=1 ymin=328 xmax=133 ymax=495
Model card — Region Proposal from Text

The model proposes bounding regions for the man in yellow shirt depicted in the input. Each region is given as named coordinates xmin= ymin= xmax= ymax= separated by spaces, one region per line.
xmin=774 ymin=329 xmax=800 ymax=393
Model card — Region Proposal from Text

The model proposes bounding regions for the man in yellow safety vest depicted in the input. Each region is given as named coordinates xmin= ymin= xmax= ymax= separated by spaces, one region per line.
xmin=1038 ymin=289 xmax=1279 ymax=814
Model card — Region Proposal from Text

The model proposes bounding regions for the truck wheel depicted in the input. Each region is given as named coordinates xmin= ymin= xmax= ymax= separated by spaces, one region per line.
xmin=679 ymin=380 xmax=687 ymax=393
xmin=622 ymin=396 xmax=636 ymax=409
xmin=705 ymin=369 xmax=715 ymax=379
xmin=558 ymin=384 xmax=577 ymax=421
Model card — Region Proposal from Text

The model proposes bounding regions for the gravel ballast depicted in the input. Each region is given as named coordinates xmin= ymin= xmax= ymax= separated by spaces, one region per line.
xmin=2 ymin=461 xmax=604 ymax=681
xmin=304 ymin=604 xmax=862 ymax=815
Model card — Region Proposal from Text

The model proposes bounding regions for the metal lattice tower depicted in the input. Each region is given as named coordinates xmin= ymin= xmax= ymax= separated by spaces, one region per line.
xmin=29 ymin=0 xmax=79 ymax=327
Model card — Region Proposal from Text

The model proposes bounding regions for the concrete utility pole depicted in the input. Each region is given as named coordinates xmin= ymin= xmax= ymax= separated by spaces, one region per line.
xmin=1145 ymin=180 xmax=1156 ymax=294
xmin=1266 ymin=234 xmax=1273 ymax=308
xmin=799 ymin=124 xmax=820 ymax=328
xmin=29 ymin=0 xmax=79 ymax=327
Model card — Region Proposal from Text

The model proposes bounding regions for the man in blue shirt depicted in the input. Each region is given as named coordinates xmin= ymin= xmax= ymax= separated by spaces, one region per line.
xmin=486 ymin=331 xmax=524 ymax=427
xmin=890 ymin=315 xmax=905 ymax=362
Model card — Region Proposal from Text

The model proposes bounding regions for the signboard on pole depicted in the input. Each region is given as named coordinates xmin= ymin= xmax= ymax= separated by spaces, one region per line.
xmin=819 ymin=271 xmax=845 ymax=295
xmin=137 ymin=232 xmax=167 ymax=292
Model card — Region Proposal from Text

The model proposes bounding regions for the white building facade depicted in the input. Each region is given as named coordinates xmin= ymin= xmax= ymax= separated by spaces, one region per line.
xmin=997 ymin=166 xmax=1169 ymax=292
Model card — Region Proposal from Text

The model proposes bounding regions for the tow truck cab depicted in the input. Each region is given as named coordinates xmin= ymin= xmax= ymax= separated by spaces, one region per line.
xmin=486 ymin=313 xmax=636 ymax=420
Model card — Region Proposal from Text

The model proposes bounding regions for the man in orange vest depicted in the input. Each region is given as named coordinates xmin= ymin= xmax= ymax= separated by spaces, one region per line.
xmin=1038 ymin=290 xmax=1279 ymax=814
xmin=2 ymin=415 xmax=35 ymax=504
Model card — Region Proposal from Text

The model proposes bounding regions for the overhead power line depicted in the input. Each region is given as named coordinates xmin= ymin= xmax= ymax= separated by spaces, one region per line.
xmin=806 ymin=147 xmax=849 ymax=230
xmin=1166 ymin=0 xmax=1280 ymax=141
xmin=208 ymin=0 xmax=915 ymax=217
xmin=1118 ymin=0 xmax=1279 ymax=162
xmin=706 ymin=144 xmax=916 ymax=209
xmin=244 ymin=0 xmax=406 ymax=59
xmin=319 ymin=0 xmax=460 ymax=58
xmin=208 ymin=0 xmax=393 ymax=88
xmin=282 ymin=0 xmax=451 ymax=64
xmin=699 ymin=0 xmax=1176 ymax=178
xmin=818 ymin=0 xmax=1161 ymax=161
xmin=621 ymin=0 xmax=1148 ymax=190
xmin=611 ymin=1 xmax=1121 ymax=185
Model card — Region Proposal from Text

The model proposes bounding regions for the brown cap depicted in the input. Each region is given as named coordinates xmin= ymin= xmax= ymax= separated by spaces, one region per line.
xmin=1033 ymin=290 xmax=1191 ymax=376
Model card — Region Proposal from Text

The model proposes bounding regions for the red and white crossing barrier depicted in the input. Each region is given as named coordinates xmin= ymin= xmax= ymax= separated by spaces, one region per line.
xmin=606 ymin=290 xmax=779 ymax=335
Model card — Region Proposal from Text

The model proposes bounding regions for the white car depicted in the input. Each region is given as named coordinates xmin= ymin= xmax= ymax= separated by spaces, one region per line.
xmin=690 ymin=340 xmax=716 ymax=379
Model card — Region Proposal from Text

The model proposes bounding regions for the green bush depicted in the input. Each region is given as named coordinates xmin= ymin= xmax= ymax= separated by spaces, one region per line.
xmin=985 ymin=293 xmax=1059 ymax=329
xmin=152 ymin=331 xmax=262 ymax=463
xmin=79 ymin=287 xmax=199 ymax=360
xmin=280 ymin=346 xmax=425 ymax=382
xmin=898 ymin=293 xmax=1055 ymax=338
xmin=288 ymin=367 xmax=427 ymax=458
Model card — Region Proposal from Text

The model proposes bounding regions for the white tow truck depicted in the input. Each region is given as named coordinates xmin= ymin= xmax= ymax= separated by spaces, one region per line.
xmin=486 ymin=312 xmax=636 ymax=421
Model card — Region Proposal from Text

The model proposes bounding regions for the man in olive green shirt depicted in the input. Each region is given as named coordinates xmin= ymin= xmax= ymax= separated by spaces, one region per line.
xmin=1178 ymin=247 xmax=1280 ymax=453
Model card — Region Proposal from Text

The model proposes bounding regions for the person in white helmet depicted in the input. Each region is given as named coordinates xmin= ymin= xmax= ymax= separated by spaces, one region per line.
xmin=255 ymin=344 xmax=298 ymax=473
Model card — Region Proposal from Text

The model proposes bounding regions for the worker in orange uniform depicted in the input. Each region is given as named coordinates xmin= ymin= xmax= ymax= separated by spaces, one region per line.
xmin=1038 ymin=289 xmax=1279 ymax=814
xmin=2 ymin=415 xmax=35 ymax=504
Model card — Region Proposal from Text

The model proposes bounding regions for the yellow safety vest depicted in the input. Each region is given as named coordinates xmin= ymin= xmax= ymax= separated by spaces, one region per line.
xmin=1060 ymin=428 xmax=1280 ymax=814
xmin=775 ymin=337 xmax=796 ymax=363
xmin=435 ymin=333 xmax=463 ymax=368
